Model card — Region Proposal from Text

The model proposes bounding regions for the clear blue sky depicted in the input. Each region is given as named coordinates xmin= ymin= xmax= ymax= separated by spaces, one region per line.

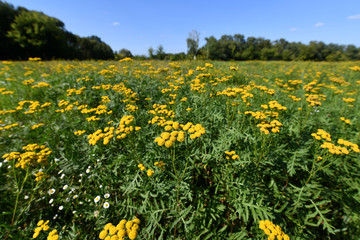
xmin=5 ymin=0 xmax=360 ymax=55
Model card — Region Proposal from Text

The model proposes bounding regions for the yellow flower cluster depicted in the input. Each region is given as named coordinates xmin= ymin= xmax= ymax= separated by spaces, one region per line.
xmin=148 ymin=104 xmax=175 ymax=126
xmin=31 ymin=82 xmax=52 ymax=88
xmin=137 ymin=164 xmax=155 ymax=176
xmin=119 ymin=57 xmax=133 ymax=62
xmin=155 ymin=130 xmax=185 ymax=148
xmin=99 ymin=218 xmax=140 ymax=240
xmin=190 ymin=78 xmax=206 ymax=93
xmin=320 ymin=142 xmax=350 ymax=155
xmin=287 ymin=95 xmax=301 ymax=102
xmin=16 ymin=100 xmax=51 ymax=114
xmin=154 ymin=121 xmax=205 ymax=148
xmin=205 ymin=63 xmax=213 ymax=68
xmin=28 ymin=57 xmax=41 ymax=61
xmin=137 ymin=164 xmax=146 ymax=171
xmin=305 ymin=94 xmax=326 ymax=106
xmin=35 ymin=171 xmax=49 ymax=181
xmin=245 ymin=111 xmax=267 ymax=120
xmin=101 ymin=96 xmax=111 ymax=104
xmin=311 ymin=129 xmax=331 ymax=142
xmin=2 ymin=144 xmax=52 ymax=169
xmin=33 ymin=220 xmax=50 ymax=238
xmin=47 ymin=230 xmax=59 ymax=240
xmin=31 ymin=123 xmax=45 ymax=129
xmin=340 ymin=117 xmax=351 ymax=125
xmin=74 ymin=130 xmax=86 ymax=136
xmin=342 ymin=97 xmax=355 ymax=103
xmin=88 ymin=115 xmax=140 ymax=145
xmin=87 ymin=115 xmax=100 ymax=122
xmin=23 ymin=79 xmax=35 ymax=85
xmin=224 ymin=151 xmax=239 ymax=160
xmin=147 ymin=169 xmax=155 ymax=176
xmin=154 ymin=161 xmax=165 ymax=169
xmin=66 ymin=87 xmax=86 ymax=96
xmin=216 ymin=87 xmax=250 ymax=101
xmin=268 ymin=101 xmax=287 ymax=111
xmin=349 ymin=66 xmax=360 ymax=71
xmin=257 ymin=120 xmax=283 ymax=134
xmin=0 ymin=109 xmax=16 ymax=115
xmin=0 ymin=122 xmax=19 ymax=131
xmin=259 ymin=220 xmax=289 ymax=240
xmin=338 ymin=139 xmax=360 ymax=153
xmin=183 ymin=122 xmax=206 ymax=139
xmin=230 ymin=66 xmax=238 ymax=71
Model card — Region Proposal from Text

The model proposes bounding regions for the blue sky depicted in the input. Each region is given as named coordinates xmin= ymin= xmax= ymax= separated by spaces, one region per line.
xmin=5 ymin=0 xmax=360 ymax=55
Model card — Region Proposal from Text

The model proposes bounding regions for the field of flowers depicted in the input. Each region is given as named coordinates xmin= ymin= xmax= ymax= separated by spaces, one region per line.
xmin=0 ymin=59 xmax=360 ymax=239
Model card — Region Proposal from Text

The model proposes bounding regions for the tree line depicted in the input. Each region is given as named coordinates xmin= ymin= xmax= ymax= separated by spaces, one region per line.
xmin=1 ymin=1 xmax=360 ymax=61
xmin=195 ymin=34 xmax=360 ymax=61
xmin=0 ymin=1 xmax=113 ymax=60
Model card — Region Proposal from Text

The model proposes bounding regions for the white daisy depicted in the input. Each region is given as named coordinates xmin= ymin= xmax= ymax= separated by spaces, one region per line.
xmin=103 ymin=202 xmax=110 ymax=209
xmin=73 ymin=195 xmax=79 ymax=199
xmin=59 ymin=205 xmax=63 ymax=210
xmin=48 ymin=189 xmax=56 ymax=195
xmin=104 ymin=193 xmax=110 ymax=199
xmin=63 ymin=185 xmax=68 ymax=190
xmin=49 ymin=199 xmax=54 ymax=204
xmin=94 ymin=195 xmax=100 ymax=203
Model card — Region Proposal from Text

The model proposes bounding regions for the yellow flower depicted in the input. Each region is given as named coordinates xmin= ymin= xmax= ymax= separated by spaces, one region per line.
xmin=165 ymin=140 xmax=173 ymax=148
xmin=117 ymin=229 xmax=126 ymax=237
xmin=33 ymin=231 xmax=40 ymax=239
xmin=147 ymin=169 xmax=154 ymax=177
xmin=128 ymin=230 xmax=137 ymax=240
xmin=125 ymin=221 xmax=133 ymax=229
xmin=99 ymin=230 xmax=108 ymax=239
xmin=109 ymin=226 xmax=117 ymax=235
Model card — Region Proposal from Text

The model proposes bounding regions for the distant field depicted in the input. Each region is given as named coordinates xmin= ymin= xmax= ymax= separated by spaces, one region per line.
xmin=1 ymin=59 xmax=359 ymax=239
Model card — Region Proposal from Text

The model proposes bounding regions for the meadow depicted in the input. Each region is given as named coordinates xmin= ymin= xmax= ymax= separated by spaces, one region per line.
xmin=0 ymin=59 xmax=359 ymax=239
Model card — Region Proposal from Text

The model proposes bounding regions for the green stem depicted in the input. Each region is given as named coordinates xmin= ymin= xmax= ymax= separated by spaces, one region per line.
xmin=12 ymin=166 xmax=30 ymax=225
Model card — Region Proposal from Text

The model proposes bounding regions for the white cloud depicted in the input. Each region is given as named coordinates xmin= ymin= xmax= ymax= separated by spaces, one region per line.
xmin=348 ymin=14 xmax=360 ymax=20
xmin=112 ymin=22 xmax=120 ymax=26
xmin=290 ymin=28 xmax=297 ymax=32
xmin=314 ymin=22 xmax=324 ymax=27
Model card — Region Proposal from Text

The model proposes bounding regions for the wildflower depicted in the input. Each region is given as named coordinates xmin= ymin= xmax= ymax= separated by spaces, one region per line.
xmin=104 ymin=193 xmax=110 ymax=198
xmin=48 ymin=189 xmax=56 ymax=195
xmin=94 ymin=195 xmax=101 ymax=203
xmin=103 ymin=202 xmax=110 ymax=208
xmin=59 ymin=206 xmax=63 ymax=210
xmin=63 ymin=185 xmax=68 ymax=190
xmin=99 ymin=230 xmax=108 ymax=239
xmin=147 ymin=169 xmax=154 ymax=177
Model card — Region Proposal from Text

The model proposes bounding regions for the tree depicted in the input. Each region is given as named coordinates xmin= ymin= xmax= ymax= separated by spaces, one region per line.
xmin=115 ymin=48 xmax=133 ymax=60
xmin=155 ymin=45 xmax=165 ymax=60
xmin=7 ymin=10 xmax=68 ymax=58
xmin=0 ymin=1 xmax=20 ymax=59
xmin=186 ymin=30 xmax=200 ymax=60
xmin=148 ymin=47 xmax=154 ymax=59
xmin=79 ymin=36 xmax=114 ymax=60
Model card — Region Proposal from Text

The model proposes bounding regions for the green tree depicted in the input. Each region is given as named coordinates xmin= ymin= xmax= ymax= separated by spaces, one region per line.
xmin=0 ymin=1 xmax=20 ymax=59
xmin=7 ymin=10 xmax=67 ymax=58
xmin=187 ymin=30 xmax=200 ymax=60
xmin=115 ymin=48 xmax=133 ymax=60
xmin=148 ymin=47 xmax=154 ymax=59
xmin=79 ymin=36 xmax=114 ymax=60
xmin=156 ymin=45 xmax=166 ymax=60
